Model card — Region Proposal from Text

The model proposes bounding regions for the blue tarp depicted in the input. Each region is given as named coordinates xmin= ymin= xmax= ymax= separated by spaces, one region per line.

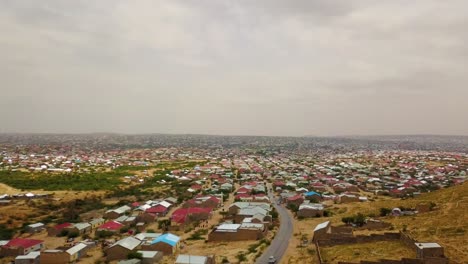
xmin=151 ymin=233 xmax=180 ymax=246
xmin=304 ymin=191 xmax=321 ymax=197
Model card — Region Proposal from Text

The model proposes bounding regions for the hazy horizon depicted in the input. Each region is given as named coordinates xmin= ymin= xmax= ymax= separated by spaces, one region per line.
xmin=1 ymin=1 xmax=467 ymax=137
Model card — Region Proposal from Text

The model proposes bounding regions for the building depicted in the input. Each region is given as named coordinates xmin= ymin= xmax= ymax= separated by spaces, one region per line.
xmin=106 ymin=237 xmax=142 ymax=261
xmin=41 ymin=243 xmax=89 ymax=264
xmin=89 ymin=218 xmax=106 ymax=229
xmin=105 ymin=205 xmax=132 ymax=219
xmin=47 ymin=223 xmax=73 ymax=237
xmin=175 ymin=254 xmax=215 ymax=264
xmin=97 ymin=221 xmax=124 ymax=233
xmin=1 ymin=238 xmax=44 ymax=257
xmin=415 ymin=243 xmax=445 ymax=258
xmin=208 ymin=223 xmax=266 ymax=242
xmin=14 ymin=251 xmax=40 ymax=264
xmin=297 ymin=203 xmax=324 ymax=218
xmin=312 ymin=221 xmax=331 ymax=242
xmin=66 ymin=223 xmax=91 ymax=235
xmin=25 ymin=223 xmax=45 ymax=233
xmin=140 ymin=233 xmax=180 ymax=255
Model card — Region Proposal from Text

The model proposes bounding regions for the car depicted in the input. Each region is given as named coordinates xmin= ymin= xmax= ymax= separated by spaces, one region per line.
xmin=268 ymin=256 xmax=276 ymax=264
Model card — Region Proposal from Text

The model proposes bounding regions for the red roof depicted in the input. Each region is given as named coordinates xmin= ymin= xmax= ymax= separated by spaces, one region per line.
xmin=146 ymin=204 xmax=167 ymax=214
xmin=4 ymin=238 xmax=43 ymax=249
xmin=53 ymin=222 xmax=72 ymax=230
xmin=236 ymin=187 xmax=251 ymax=194
xmin=287 ymin=194 xmax=304 ymax=201
xmin=190 ymin=184 xmax=202 ymax=190
xmin=131 ymin=202 xmax=140 ymax=207
xmin=235 ymin=193 xmax=250 ymax=199
xmin=98 ymin=221 xmax=123 ymax=231
xmin=171 ymin=207 xmax=212 ymax=224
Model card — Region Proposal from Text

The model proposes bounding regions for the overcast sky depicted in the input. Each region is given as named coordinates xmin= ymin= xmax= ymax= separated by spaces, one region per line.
xmin=1 ymin=0 xmax=467 ymax=136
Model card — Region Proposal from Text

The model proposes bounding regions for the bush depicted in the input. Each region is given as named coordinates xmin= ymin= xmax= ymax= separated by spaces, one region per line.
xmin=0 ymin=224 xmax=14 ymax=240
xmin=380 ymin=207 xmax=392 ymax=216
xmin=67 ymin=231 xmax=79 ymax=238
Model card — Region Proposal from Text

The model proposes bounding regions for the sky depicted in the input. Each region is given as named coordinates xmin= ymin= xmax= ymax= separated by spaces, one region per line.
xmin=1 ymin=0 xmax=467 ymax=137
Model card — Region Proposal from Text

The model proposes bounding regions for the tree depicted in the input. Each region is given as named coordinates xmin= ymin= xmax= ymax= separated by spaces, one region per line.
xmin=380 ymin=207 xmax=391 ymax=217
xmin=355 ymin=213 xmax=366 ymax=227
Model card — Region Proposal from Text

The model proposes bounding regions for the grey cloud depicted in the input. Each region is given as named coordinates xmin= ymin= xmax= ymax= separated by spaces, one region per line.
xmin=0 ymin=0 xmax=467 ymax=136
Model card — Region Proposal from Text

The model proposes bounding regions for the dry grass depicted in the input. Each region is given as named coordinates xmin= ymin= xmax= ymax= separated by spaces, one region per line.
xmin=321 ymin=241 xmax=414 ymax=263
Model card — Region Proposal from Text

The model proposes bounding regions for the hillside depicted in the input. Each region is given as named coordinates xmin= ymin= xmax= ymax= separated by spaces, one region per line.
xmin=285 ymin=183 xmax=468 ymax=264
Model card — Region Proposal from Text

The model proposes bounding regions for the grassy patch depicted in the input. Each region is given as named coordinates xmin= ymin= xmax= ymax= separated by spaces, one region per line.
xmin=320 ymin=241 xmax=414 ymax=263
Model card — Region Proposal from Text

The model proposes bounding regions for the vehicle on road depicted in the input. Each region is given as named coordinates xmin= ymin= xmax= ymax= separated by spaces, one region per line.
xmin=268 ymin=256 xmax=276 ymax=264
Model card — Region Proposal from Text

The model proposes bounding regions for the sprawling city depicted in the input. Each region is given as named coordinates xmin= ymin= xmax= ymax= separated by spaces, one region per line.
xmin=0 ymin=134 xmax=466 ymax=263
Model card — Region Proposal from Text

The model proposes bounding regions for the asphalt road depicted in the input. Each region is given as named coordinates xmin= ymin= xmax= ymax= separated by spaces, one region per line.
xmin=256 ymin=191 xmax=293 ymax=264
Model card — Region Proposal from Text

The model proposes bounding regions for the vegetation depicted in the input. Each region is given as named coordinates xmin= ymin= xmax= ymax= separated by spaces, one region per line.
xmin=342 ymin=213 xmax=366 ymax=227
xmin=0 ymin=224 xmax=15 ymax=240
xmin=187 ymin=229 xmax=208 ymax=240
xmin=380 ymin=207 xmax=392 ymax=216
xmin=0 ymin=170 xmax=126 ymax=191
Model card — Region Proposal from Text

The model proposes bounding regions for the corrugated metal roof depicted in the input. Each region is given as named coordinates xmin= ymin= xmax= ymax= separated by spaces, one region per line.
xmin=112 ymin=237 xmax=141 ymax=250
xmin=175 ymin=254 xmax=208 ymax=264
xmin=313 ymin=221 xmax=330 ymax=232
xmin=66 ymin=243 xmax=87 ymax=255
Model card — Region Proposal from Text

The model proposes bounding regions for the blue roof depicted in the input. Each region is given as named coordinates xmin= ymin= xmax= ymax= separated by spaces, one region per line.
xmin=304 ymin=191 xmax=321 ymax=197
xmin=151 ymin=233 xmax=180 ymax=246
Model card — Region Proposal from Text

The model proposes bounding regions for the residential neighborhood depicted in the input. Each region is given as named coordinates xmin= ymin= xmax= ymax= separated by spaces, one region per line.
xmin=0 ymin=134 xmax=467 ymax=263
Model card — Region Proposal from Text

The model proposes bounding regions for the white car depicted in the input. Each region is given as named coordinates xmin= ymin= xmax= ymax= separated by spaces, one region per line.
xmin=268 ymin=256 xmax=277 ymax=264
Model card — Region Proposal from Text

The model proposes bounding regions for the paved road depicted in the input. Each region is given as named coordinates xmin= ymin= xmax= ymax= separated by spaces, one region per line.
xmin=256 ymin=191 xmax=293 ymax=264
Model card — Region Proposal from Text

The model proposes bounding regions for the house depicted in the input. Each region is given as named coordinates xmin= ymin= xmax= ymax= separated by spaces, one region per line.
xmin=97 ymin=221 xmax=124 ymax=233
xmin=66 ymin=242 xmax=89 ymax=263
xmin=89 ymin=218 xmax=105 ymax=229
xmin=171 ymin=208 xmax=212 ymax=226
xmin=140 ymin=233 xmax=180 ymax=255
xmin=14 ymin=251 xmax=40 ymax=264
xmin=115 ymin=216 xmax=137 ymax=226
xmin=48 ymin=223 xmax=73 ymax=237
xmin=105 ymin=205 xmax=132 ymax=219
xmin=25 ymin=223 xmax=45 ymax=233
xmin=286 ymin=194 xmax=304 ymax=207
xmin=228 ymin=202 xmax=271 ymax=216
xmin=145 ymin=205 xmax=168 ymax=216
xmin=137 ymin=212 xmax=157 ymax=224
xmin=176 ymin=254 xmax=215 ymax=264
xmin=106 ymin=237 xmax=142 ymax=261
xmin=182 ymin=196 xmax=220 ymax=209
xmin=66 ymin=223 xmax=91 ymax=235
xmin=339 ymin=194 xmax=360 ymax=203
xmin=235 ymin=206 xmax=270 ymax=224
xmin=41 ymin=243 xmax=89 ymax=264
xmin=304 ymin=191 xmax=322 ymax=201
xmin=297 ymin=203 xmax=324 ymax=218
xmin=137 ymin=250 xmax=164 ymax=264
xmin=220 ymin=183 xmax=233 ymax=191
xmin=208 ymin=223 xmax=266 ymax=242
xmin=1 ymin=238 xmax=44 ymax=257
xmin=415 ymin=243 xmax=445 ymax=258
xmin=312 ymin=221 xmax=331 ymax=242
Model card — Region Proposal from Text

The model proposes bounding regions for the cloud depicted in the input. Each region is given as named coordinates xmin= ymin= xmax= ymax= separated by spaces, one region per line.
xmin=0 ymin=0 xmax=467 ymax=136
